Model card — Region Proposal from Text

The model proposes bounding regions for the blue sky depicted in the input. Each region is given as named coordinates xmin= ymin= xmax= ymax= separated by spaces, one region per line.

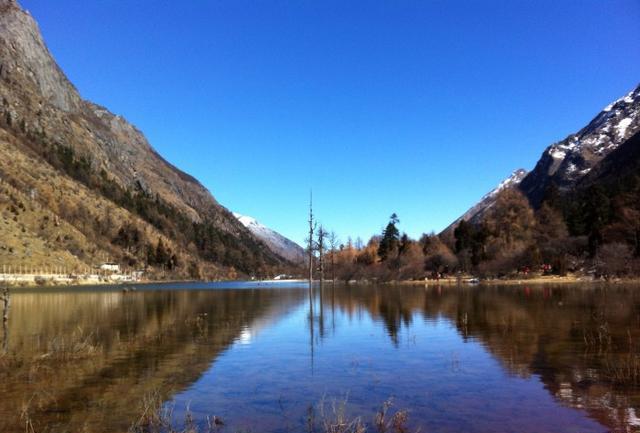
xmin=21 ymin=0 xmax=640 ymax=246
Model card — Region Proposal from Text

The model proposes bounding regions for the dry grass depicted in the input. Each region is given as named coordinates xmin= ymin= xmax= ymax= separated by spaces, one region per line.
xmin=128 ymin=392 xmax=413 ymax=433
xmin=128 ymin=391 xmax=222 ymax=433
xmin=0 ymin=327 xmax=101 ymax=380
xmin=0 ymin=351 xmax=21 ymax=372
xmin=603 ymin=330 xmax=640 ymax=386
xmin=307 ymin=396 xmax=366 ymax=433
xmin=604 ymin=353 xmax=640 ymax=386
xmin=0 ymin=137 xmax=185 ymax=278
xmin=36 ymin=327 xmax=101 ymax=362
xmin=373 ymin=399 xmax=410 ymax=433
xmin=306 ymin=396 xmax=412 ymax=433
xmin=582 ymin=315 xmax=612 ymax=353
xmin=0 ymin=173 xmax=92 ymax=271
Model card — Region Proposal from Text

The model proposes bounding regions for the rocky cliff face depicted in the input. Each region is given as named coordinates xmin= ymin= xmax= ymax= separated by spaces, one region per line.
xmin=519 ymin=84 xmax=640 ymax=205
xmin=0 ymin=0 xmax=79 ymax=112
xmin=0 ymin=0 xmax=286 ymax=277
xmin=0 ymin=0 xmax=222 ymax=222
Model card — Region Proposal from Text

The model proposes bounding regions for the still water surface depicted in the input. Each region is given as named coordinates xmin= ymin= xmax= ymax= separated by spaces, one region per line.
xmin=1 ymin=282 xmax=640 ymax=432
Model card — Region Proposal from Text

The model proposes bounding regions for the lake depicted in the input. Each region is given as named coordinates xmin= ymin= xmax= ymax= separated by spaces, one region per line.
xmin=1 ymin=282 xmax=640 ymax=433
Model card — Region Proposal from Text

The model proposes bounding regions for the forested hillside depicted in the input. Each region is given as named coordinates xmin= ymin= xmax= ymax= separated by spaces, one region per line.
xmin=0 ymin=0 xmax=291 ymax=279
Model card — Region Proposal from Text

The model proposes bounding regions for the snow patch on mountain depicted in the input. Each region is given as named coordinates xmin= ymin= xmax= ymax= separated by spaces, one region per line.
xmin=544 ymin=85 xmax=640 ymax=179
xmin=233 ymin=213 xmax=306 ymax=264
xmin=480 ymin=169 xmax=528 ymax=202
xmin=443 ymin=84 xmax=640 ymax=236
xmin=617 ymin=118 xmax=633 ymax=138
xmin=441 ymin=169 xmax=528 ymax=237
xmin=519 ymin=83 xmax=640 ymax=204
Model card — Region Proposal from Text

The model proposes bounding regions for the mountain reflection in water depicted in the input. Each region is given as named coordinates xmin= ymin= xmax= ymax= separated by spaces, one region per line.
xmin=1 ymin=282 xmax=639 ymax=433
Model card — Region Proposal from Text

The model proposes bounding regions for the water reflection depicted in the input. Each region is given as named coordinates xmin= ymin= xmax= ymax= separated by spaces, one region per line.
xmin=1 ymin=283 xmax=639 ymax=432
xmin=307 ymin=284 xmax=640 ymax=432
xmin=0 ymin=287 xmax=305 ymax=433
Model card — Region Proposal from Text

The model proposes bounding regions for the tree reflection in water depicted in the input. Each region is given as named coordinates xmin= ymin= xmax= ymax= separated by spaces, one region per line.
xmin=1 ymin=283 xmax=640 ymax=433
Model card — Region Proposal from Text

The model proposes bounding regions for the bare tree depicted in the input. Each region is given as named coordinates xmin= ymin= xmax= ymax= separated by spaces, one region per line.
xmin=307 ymin=192 xmax=317 ymax=287
xmin=1 ymin=287 xmax=9 ymax=354
xmin=1 ymin=287 xmax=9 ymax=323
xmin=328 ymin=231 xmax=339 ymax=284
xmin=316 ymin=225 xmax=327 ymax=283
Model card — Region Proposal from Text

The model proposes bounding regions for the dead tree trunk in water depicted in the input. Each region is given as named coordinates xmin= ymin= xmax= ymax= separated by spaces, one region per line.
xmin=1 ymin=287 xmax=9 ymax=354
xmin=307 ymin=192 xmax=316 ymax=297
xmin=328 ymin=231 xmax=339 ymax=285
xmin=308 ymin=193 xmax=315 ymax=286
xmin=317 ymin=226 xmax=326 ymax=285
xmin=316 ymin=225 xmax=327 ymax=339
xmin=1 ymin=287 xmax=9 ymax=323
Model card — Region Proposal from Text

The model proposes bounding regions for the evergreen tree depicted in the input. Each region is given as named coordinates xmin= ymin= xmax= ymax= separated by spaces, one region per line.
xmin=454 ymin=220 xmax=489 ymax=268
xmin=541 ymin=181 xmax=562 ymax=211
xmin=584 ymin=184 xmax=610 ymax=256
xmin=535 ymin=203 xmax=568 ymax=244
xmin=146 ymin=244 xmax=156 ymax=266
xmin=155 ymin=238 xmax=169 ymax=266
xmin=169 ymin=254 xmax=178 ymax=270
xmin=398 ymin=233 xmax=411 ymax=256
xmin=378 ymin=213 xmax=400 ymax=261
xmin=454 ymin=220 xmax=473 ymax=253
xmin=471 ymin=224 xmax=489 ymax=266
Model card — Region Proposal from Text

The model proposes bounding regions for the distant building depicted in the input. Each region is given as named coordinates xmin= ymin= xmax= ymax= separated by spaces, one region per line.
xmin=99 ymin=263 xmax=120 ymax=273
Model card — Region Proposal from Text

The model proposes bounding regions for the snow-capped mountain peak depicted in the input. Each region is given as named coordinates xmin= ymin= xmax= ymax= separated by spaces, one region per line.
xmin=233 ymin=213 xmax=306 ymax=264
xmin=480 ymin=169 xmax=528 ymax=202
xmin=441 ymin=169 xmax=528 ymax=237
xmin=547 ymin=87 xmax=639 ymax=164
xmin=234 ymin=213 xmax=264 ymax=231
xmin=443 ymin=84 xmax=640 ymax=238
xmin=520 ymin=83 xmax=640 ymax=204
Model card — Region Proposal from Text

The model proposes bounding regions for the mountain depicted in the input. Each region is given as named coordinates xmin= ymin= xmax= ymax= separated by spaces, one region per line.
xmin=577 ymin=130 xmax=640 ymax=190
xmin=519 ymin=84 xmax=640 ymax=205
xmin=549 ymin=129 xmax=640 ymax=252
xmin=0 ymin=0 xmax=286 ymax=278
xmin=441 ymin=169 xmax=527 ymax=238
xmin=233 ymin=213 xmax=306 ymax=264
xmin=442 ymin=84 xmax=640 ymax=238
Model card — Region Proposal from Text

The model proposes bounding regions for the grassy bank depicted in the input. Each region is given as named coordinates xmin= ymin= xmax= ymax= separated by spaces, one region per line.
xmin=389 ymin=274 xmax=640 ymax=286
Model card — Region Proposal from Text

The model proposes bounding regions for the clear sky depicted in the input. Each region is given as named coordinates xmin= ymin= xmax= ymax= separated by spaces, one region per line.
xmin=21 ymin=0 xmax=640 ymax=246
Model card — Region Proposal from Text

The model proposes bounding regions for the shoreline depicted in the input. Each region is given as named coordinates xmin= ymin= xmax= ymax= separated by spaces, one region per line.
xmin=0 ymin=276 xmax=310 ymax=289
xmin=3 ymin=274 xmax=640 ymax=290
xmin=393 ymin=275 xmax=640 ymax=286
xmin=0 ymin=275 xmax=202 ymax=288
